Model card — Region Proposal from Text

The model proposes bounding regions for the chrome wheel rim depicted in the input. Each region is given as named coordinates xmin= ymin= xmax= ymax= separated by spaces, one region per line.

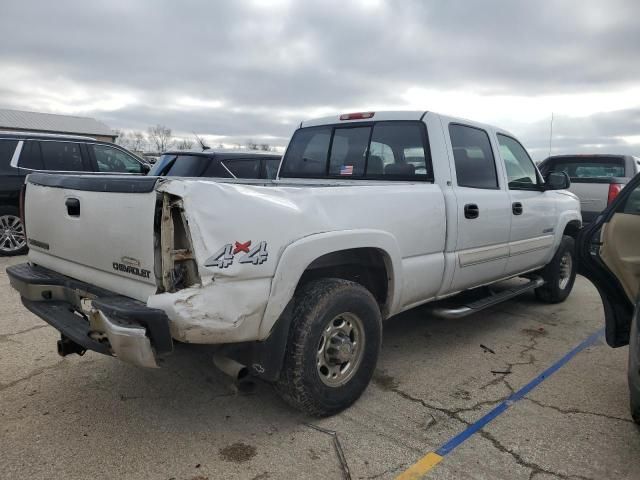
xmin=558 ymin=252 xmax=573 ymax=290
xmin=316 ymin=312 xmax=365 ymax=387
xmin=0 ymin=215 xmax=26 ymax=254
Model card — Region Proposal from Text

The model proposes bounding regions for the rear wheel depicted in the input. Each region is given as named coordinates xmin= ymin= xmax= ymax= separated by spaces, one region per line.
xmin=276 ymin=278 xmax=382 ymax=417
xmin=0 ymin=206 xmax=27 ymax=256
xmin=535 ymin=235 xmax=576 ymax=304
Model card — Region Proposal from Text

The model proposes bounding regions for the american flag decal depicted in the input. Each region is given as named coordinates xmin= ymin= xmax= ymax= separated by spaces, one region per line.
xmin=340 ymin=165 xmax=354 ymax=175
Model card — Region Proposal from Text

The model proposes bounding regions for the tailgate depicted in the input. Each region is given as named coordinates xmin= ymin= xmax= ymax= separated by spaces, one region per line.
xmin=24 ymin=174 xmax=160 ymax=302
xmin=569 ymin=182 xmax=610 ymax=214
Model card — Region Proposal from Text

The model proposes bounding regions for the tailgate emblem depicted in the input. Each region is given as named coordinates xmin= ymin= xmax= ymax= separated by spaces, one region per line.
xmin=113 ymin=256 xmax=150 ymax=279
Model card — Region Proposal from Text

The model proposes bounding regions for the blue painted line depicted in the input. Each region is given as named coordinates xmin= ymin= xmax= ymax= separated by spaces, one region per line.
xmin=435 ymin=327 xmax=605 ymax=457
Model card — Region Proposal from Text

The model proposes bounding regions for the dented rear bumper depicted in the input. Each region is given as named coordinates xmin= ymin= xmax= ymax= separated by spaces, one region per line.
xmin=6 ymin=263 xmax=172 ymax=368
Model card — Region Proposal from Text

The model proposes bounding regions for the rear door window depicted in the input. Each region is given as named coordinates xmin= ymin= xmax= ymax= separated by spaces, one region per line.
xmin=222 ymin=158 xmax=262 ymax=179
xmin=281 ymin=121 xmax=431 ymax=180
xmin=92 ymin=144 xmax=144 ymax=173
xmin=39 ymin=141 xmax=87 ymax=171
xmin=449 ymin=124 xmax=499 ymax=189
xmin=0 ymin=139 xmax=18 ymax=173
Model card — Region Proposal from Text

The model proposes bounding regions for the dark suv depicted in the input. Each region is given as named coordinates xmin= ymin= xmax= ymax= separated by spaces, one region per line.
xmin=0 ymin=132 xmax=149 ymax=256
xmin=149 ymin=150 xmax=281 ymax=179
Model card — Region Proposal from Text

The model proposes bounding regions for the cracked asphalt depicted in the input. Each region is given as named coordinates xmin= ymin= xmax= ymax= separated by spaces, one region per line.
xmin=1 ymin=255 xmax=639 ymax=480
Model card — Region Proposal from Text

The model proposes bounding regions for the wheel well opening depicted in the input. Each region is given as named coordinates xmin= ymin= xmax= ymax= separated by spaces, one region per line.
xmin=298 ymin=248 xmax=391 ymax=308
xmin=563 ymin=220 xmax=581 ymax=239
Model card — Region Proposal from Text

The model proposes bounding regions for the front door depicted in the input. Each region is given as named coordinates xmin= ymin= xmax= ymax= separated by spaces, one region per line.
xmin=496 ymin=134 xmax=557 ymax=276
xmin=447 ymin=123 xmax=512 ymax=291
xmin=577 ymin=173 xmax=640 ymax=347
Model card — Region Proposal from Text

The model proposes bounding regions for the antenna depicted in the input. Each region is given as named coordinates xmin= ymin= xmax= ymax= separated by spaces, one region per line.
xmin=548 ymin=112 xmax=554 ymax=158
xmin=193 ymin=132 xmax=210 ymax=151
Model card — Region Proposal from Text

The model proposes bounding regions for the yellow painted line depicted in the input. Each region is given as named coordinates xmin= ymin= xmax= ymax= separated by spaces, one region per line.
xmin=395 ymin=452 xmax=443 ymax=480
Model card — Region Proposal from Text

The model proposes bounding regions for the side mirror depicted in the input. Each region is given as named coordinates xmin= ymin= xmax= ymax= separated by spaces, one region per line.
xmin=545 ymin=171 xmax=570 ymax=190
xmin=141 ymin=163 xmax=151 ymax=174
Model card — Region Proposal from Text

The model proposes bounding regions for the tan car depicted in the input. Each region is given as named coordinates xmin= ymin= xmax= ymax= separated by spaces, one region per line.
xmin=577 ymin=172 xmax=640 ymax=421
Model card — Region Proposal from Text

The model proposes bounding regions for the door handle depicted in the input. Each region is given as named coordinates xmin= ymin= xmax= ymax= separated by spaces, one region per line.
xmin=65 ymin=197 xmax=80 ymax=217
xmin=464 ymin=203 xmax=479 ymax=219
xmin=512 ymin=202 xmax=523 ymax=215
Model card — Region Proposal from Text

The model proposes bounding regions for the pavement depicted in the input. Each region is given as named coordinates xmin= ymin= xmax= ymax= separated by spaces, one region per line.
xmin=1 ymin=254 xmax=638 ymax=480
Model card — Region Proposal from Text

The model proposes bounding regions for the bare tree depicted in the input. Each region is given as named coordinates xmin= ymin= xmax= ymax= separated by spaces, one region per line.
xmin=245 ymin=139 xmax=259 ymax=150
xmin=129 ymin=131 xmax=147 ymax=152
xmin=259 ymin=143 xmax=272 ymax=152
xmin=147 ymin=124 xmax=174 ymax=152
xmin=175 ymin=138 xmax=194 ymax=150
xmin=114 ymin=129 xmax=130 ymax=147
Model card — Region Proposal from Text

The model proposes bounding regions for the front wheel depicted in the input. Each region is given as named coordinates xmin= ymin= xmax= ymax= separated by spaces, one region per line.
xmin=535 ymin=235 xmax=576 ymax=304
xmin=276 ymin=278 xmax=382 ymax=417
xmin=0 ymin=206 xmax=27 ymax=256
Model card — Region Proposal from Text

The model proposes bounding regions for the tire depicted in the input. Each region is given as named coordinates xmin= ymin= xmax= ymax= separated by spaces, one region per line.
xmin=534 ymin=235 xmax=576 ymax=304
xmin=0 ymin=205 xmax=27 ymax=256
xmin=276 ymin=278 xmax=382 ymax=417
xmin=628 ymin=307 xmax=640 ymax=424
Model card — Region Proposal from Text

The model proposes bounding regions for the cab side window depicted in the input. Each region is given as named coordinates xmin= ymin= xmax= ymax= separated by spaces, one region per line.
xmin=449 ymin=124 xmax=498 ymax=189
xmin=92 ymin=144 xmax=144 ymax=173
xmin=39 ymin=141 xmax=86 ymax=171
xmin=497 ymin=134 xmax=540 ymax=189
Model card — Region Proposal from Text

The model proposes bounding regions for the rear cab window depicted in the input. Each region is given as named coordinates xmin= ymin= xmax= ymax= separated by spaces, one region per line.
xmin=280 ymin=121 xmax=431 ymax=181
xmin=546 ymin=156 xmax=626 ymax=179
xmin=221 ymin=158 xmax=262 ymax=179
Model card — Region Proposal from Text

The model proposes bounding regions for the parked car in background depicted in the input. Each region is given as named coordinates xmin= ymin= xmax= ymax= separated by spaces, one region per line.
xmin=538 ymin=154 xmax=640 ymax=223
xmin=0 ymin=132 xmax=149 ymax=256
xmin=577 ymin=172 xmax=640 ymax=422
xmin=148 ymin=150 xmax=281 ymax=179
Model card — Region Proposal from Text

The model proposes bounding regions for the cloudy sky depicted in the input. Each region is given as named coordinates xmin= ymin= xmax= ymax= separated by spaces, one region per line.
xmin=1 ymin=0 xmax=639 ymax=160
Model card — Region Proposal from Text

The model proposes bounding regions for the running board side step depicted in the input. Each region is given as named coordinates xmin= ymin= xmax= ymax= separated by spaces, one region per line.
xmin=430 ymin=277 xmax=545 ymax=319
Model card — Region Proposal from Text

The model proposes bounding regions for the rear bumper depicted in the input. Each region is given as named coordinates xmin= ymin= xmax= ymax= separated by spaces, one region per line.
xmin=6 ymin=263 xmax=172 ymax=368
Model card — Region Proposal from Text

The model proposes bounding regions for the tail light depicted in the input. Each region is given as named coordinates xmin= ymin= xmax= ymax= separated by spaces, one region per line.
xmin=18 ymin=183 xmax=26 ymax=238
xmin=607 ymin=183 xmax=624 ymax=206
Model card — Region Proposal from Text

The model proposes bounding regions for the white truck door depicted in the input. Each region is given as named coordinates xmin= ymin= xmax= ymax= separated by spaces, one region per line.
xmin=496 ymin=134 xmax=557 ymax=276
xmin=446 ymin=122 xmax=512 ymax=291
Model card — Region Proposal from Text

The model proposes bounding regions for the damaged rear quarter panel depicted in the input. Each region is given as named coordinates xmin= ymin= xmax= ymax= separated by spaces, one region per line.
xmin=150 ymin=179 xmax=438 ymax=343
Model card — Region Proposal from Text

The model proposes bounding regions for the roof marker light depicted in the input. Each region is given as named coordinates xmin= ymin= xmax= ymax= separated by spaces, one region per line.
xmin=339 ymin=112 xmax=375 ymax=121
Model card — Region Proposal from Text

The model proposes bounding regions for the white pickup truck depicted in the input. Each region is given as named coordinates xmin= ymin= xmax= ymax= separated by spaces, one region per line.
xmin=8 ymin=111 xmax=581 ymax=416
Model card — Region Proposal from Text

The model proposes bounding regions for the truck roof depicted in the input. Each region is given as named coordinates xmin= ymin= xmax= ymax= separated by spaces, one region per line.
xmin=299 ymin=110 xmax=516 ymax=139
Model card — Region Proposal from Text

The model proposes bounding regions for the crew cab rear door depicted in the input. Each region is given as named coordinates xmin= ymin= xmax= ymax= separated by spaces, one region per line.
xmin=577 ymin=173 xmax=640 ymax=347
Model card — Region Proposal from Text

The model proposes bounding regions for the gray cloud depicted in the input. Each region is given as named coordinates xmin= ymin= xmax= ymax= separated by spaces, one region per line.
xmin=1 ymin=0 xmax=639 ymax=152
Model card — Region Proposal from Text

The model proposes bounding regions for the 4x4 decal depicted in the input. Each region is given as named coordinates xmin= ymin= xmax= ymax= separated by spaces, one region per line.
xmin=205 ymin=240 xmax=268 ymax=269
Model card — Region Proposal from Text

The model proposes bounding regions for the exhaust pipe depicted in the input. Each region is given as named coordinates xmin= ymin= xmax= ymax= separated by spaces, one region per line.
xmin=213 ymin=354 xmax=249 ymax=381
xmin=57 ymin=335 xmax=86 ymax=357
